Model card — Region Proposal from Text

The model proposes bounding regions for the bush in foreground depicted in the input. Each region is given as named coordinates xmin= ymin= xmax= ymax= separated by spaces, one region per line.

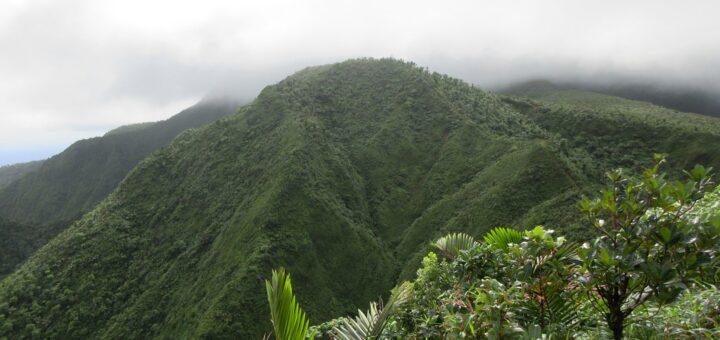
xmin=266 ymin=157 xmax=720 ymax=339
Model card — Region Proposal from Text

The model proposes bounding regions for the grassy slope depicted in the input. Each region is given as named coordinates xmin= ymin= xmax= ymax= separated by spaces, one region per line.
xmin=0 ymin=161 xmax=44 ymax=190
xmin=0 ymin=100 xmax=240 ymax=277
xmin=1 ymin=60 xmax=719 ymax=339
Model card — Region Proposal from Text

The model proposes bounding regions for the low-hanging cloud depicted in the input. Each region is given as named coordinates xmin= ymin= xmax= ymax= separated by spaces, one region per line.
xmin=1 ymin=0 xmax=719 ymax=165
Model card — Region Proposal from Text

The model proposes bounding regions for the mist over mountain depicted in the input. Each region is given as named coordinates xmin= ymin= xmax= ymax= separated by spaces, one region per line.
xmin=1 ymin=0 xmax=719 ymax=337
xmin=2 ymin=0 xmax=719 ymax=164
xmin=1 ymin=59 xmax=719 ymax=339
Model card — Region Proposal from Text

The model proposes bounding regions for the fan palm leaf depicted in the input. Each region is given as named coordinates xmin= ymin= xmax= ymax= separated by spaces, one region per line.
xmin=433 ymin=232 xmax=477 ymax=259
xmin=483 ymin=227 xmax=525 ymax=250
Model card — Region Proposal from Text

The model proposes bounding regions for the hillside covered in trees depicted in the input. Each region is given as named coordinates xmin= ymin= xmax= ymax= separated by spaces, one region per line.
xmin=270 ymin=161 xmax=720 ymax=339
xmin=0 ymin=99 xmax=240 ymax=277
xmin=0 ymin=161 xmax=44 ymax=190
xmin=0 ymin=59 xmax=719 ymax=339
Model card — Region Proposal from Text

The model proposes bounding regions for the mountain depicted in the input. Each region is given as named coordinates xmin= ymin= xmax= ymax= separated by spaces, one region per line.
xmin=0 ymin=99 xmax=240 ymax=277
xmin=501 ymin=79 xmax=720 ymax=118
xmin=0 ymin=217 xmax=39 ymax=276
xmin=1 ymin=59 xmax=719 ymax=339
xmin=0 ymin=160 xmax=44 ymax=190
xmin=500 ymin=81 xmax=720 ymax=174
xmin=569 ymin=82 xmax=720 ymax=118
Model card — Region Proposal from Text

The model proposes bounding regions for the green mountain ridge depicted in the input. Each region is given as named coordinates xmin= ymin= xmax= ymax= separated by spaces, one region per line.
xmin=501 ymin=81 xmax=720 ymax=173
xmin=1 ymin=59 xmax=719 ymax=339
xmin=567 ymin=82 xmax=720 ymax=118
xmin=0 ymin=160 xmax=44 ymax=190
xmin=0 ymin=99 xmax=240 ymax=277
xmin=500 ymin=79 xmax=720 ymax=118
xmin=104 ymin=122 xmax=157 ymax=136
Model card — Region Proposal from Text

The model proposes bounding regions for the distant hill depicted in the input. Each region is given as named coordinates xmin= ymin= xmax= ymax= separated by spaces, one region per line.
xmin=104 ymin=122 xmax=156 ymax=136
xmin=500 ymin=80 xmax=720 ymax=174
xmin=1 ymin=60 xmax=719 ymax=339
xmin=501 ymin=80 xmax=720 ymax=118
xmin=0 ymin=99 xmax=240 ymax=277
xmin=568 ymin=82 xmax=720 ymax=118
xmin=0 ymin=160 xmax=44 ymax=190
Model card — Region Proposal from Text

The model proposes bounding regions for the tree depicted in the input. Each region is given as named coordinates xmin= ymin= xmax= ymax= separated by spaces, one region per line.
xmin=577 ymin=155 xmax=718 ymax=339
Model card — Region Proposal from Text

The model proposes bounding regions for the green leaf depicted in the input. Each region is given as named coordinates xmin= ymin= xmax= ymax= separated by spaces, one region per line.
xmin=598 ymin=248 xmax=614 ymax=266
xmin=483 ymin=227 xmax=525 ymax=250
xmin=659 ymin=227 xmax=672 ymax=244
xmin=266 ymin=268 xmax=313 ymax=340
xmin=332 ymin=282 xmax=412 ymax=340
xmin=433 ymin=233 xmax=477 ymax=259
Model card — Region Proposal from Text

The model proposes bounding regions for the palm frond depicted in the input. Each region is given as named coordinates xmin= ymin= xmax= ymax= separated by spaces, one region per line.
xmin=483 ymin=227 xmax=525 ymax=250
xmin=266 ymin=268 xmax=314 ymax=340
xmin=433 ymin=232 xmax=477 ymax=259
xmin=332 ymin=282 xmax=412 ymax=340
xmin=545 ymin=288 xmax=580 ymax=327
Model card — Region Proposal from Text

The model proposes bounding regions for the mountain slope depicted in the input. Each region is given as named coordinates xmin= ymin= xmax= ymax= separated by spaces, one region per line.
xmin=0 ymin=160 xmax=44 ymax=190
xmin=0 ymin=217 xmax=38 ymax=276
xmin=501 ymin=80 xmax=720 ymax=118
xmin=1 ymin=60 xmax=719 ymax=339
xmin=501 ymin=82 xmax=720 ymax=176
xmin=0 ymin=59 xmax=586 ymax=339
xmin=0 ymin=99 xmax=240 ymax=277
xmin=569 ymin=82 xmax=720 ymax=118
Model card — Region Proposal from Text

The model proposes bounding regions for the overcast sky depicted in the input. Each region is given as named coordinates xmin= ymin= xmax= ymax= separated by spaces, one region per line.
xmin=1 ymin=0 xmax=719 ymax=166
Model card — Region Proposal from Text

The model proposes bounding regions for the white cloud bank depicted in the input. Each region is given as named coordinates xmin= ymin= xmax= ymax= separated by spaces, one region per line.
xmin=1 ymin=0 xmax=719 ymax=165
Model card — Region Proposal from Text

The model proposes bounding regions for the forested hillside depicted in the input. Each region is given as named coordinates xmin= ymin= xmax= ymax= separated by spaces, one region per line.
xmin=303 ymin=168 xmax=720 ymax=339
xmin=501 ymin=80 xmax=720 ymax=118
xmin=502 ymin=81 xmax=720 ymax=176
xmin=0 ymin=99 xmax=239 ymax=277
xmin=0 ymin=161 xmax=44 ymax=190
xmin=570 ymin=82 xmax=720 ymax=118
xmin=0 ymin=59 xmax=719 ymax=339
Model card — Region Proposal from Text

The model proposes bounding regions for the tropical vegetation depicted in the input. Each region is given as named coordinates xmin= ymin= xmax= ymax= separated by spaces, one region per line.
xmin=0 ymin=99 xmax=239 ymax=277
xmin=265 ymin=156 xmax=720 ymax=339
xmin=1 ymin=59 xmax=720 ymax=339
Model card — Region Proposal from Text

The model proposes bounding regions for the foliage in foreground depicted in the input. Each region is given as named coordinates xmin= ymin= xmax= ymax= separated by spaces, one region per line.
xmin=393 ymin=158 xmax=719 ymax=339
xmin=576 ymin=156 xmax=716 ymax=339
xmin=265 ymin=268 xmax=314 ymax=340
xmin=269 ymin=158 xmax=720 ymax=339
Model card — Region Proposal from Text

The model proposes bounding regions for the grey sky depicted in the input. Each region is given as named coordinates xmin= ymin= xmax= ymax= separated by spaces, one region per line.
xmin=1 ymin=0 xmax=719 ymax=165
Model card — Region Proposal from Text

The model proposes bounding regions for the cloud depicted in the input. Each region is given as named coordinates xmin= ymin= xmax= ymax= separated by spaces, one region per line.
xmin=0 ymin=0 xmax=718 ymax=165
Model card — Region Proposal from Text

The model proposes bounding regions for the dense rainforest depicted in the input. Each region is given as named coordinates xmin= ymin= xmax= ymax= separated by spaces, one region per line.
xmin=0 ymin=59 xmax=719 ymax=339
xmin=270 ymin=165 xmax=720 ymax=339
xmin=0 ymin=161 xmax=44 ymax=191
xmin=0 ymin=100 xmax=240 ymax=277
